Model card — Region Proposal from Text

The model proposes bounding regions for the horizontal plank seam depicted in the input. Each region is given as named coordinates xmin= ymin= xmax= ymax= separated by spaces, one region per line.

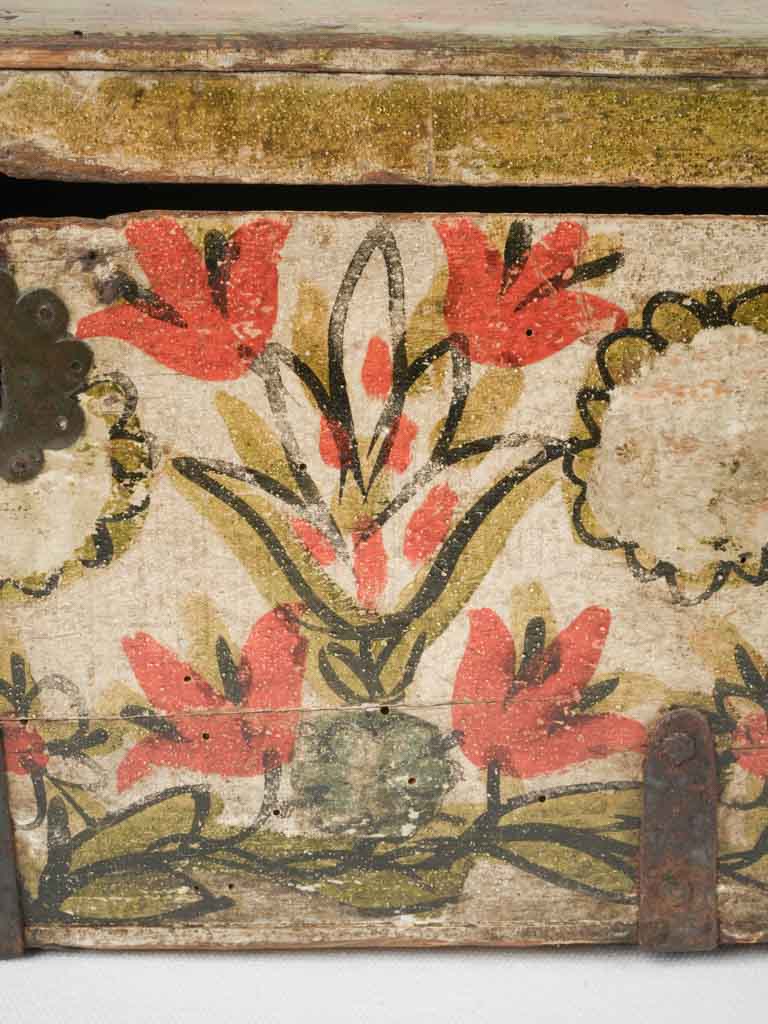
xmin=0 ymin=695 xmax=663 ymax=723
xmin=4 ymin=63 xmax=768 ymax=82
xmin=1 ymin=67 xmax=768 ymax=85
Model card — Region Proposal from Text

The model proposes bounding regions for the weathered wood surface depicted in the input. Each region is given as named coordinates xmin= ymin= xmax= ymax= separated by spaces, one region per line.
xmin=2 ymin=71 xmax=768 ymax=186
xmin=1 ymin=1 xmax=767 ymax=76
xmin=3 ymin=0 xmax=765 ymax=38
xmin=3 ymin=211 xmax=768 ymax=949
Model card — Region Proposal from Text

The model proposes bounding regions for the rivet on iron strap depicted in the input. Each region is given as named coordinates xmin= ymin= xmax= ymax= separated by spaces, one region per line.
xmin=639 ymin=708 xmax=718 ymax=952
xmin=0 ymin=729 xmax=24 ymax=958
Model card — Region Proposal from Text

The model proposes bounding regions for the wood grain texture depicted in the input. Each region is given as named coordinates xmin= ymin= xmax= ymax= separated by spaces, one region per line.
xmin=0 ymin=1 xmax=767 ymax=76
xmin=2 ymin=0 xmax=764 ymax=38
xmin=2 ymin=71 xmax=768 ymax=186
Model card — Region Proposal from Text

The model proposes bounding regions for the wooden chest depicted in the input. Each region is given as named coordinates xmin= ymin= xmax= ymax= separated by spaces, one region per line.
xmin=2 ymin=1 xmax=768 ymax=955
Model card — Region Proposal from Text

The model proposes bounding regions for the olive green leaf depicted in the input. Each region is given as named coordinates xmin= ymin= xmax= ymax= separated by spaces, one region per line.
xmin=378 ymin=461 xmax=558 ymax=695
xmin=312 ymin=857 xmax=472 ymax=914
xmin=430 ymin=365 xmax=524 ymax=462
xmin=491 ymin=784 xmax=641 ymax=902
xmin=506 ymin=784 xmax=641 ymax=834
xmin=489 ymin=839 xmax=635 ymax=901
xmin=215 ymin=392 xmax=297 ymax=495
xmin=291 ymin=280 xmax=331 ymax=392
xmin=61 ymin=870 xmax=228 ymax=923
xmin=170 ymin=458 xmax=366 ymax=629
xmin=69 ymin=788 xmax=211 ymax=871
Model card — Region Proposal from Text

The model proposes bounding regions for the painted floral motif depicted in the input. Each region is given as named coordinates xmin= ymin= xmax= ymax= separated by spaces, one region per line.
xmin=708 ymin=640 xmax=768 ymax=780
xmin=436 ymin=218 xmax=627 ymax=366
xmin=452 ymin=606 xmax=646 ymax=779
xmin=687 ymin=629 xmax=768 ymax=895
xmin=117 ymin=607 xmax=307 ymax=790
xmin=0 ymin=375 xmax=156 ymax=603
xmin=171 ymin=220 xmax=607 ymax=712
xmin=290 ymin=710 xmax=457 ymax=836
xmin=77 ymin=217 xmax=289 ymax=380
xmin=7 ymin=214 xmax=768 ymax=932
xmin=734 ymin=713 xmax=768 ymax=778
xmin=288 ymin=324 xmax=459 ymax=610
xmin=3 ymin=719 xmax=48 ymax=776
xmin=0 ymin=650 xmax=107 ymax=829
xmin=564 ymin=289 xmax=768 ymax=604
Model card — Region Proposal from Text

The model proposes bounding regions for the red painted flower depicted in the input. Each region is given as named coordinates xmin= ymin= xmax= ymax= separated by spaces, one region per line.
xmin=435 ymin=218 xmax=627 ymax=368
xmin=734 ymin=712 xmax=768 ymax=777
xmin=77 ymin=216 xmax=289 ymax=380
xmin=117 ymin=606 xmax=307 ymax=791
xmin=452 ymin=606 xmax=645 ymax=777
xmin=2 ymin=721 xmax=48 ymax=775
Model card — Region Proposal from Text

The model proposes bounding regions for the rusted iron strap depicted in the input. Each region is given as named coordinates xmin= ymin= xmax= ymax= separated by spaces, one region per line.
xmin=0 ymin=729 xmax=24 ymax=958
xmin=639 ymin=708 xmax=718 ymax=952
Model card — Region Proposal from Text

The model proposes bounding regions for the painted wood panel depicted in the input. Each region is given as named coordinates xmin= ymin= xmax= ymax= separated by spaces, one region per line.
xmin=1 ymin=72 xmax=768 ymax=186
xmin=2 ymin=211 xmax=768 ymax=947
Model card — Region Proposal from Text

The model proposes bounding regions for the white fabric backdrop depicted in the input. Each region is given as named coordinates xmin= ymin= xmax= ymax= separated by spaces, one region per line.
xmin=3 ymin=947 xmax=766 ymax=1023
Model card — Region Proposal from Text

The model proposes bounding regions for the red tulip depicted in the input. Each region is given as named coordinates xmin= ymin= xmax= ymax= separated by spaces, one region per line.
xmin=452 ymin=606 xmax=645 ymax=777
xmin=435 ymin=218 xmax=627 ymax=368
xmin=117 ymin=607 xmax=307 ymax=791
xmin=2 ymin=721 xmax=48 ymax=775
xmin=734 ymin=712 xmax=768 ymax=777
xmin=77 ymin=216 xmax=289 ymax=380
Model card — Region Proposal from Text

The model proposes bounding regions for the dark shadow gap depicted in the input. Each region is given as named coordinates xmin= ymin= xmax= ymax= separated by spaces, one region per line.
xmin=1 ymin=178 xmax=768 ymax=219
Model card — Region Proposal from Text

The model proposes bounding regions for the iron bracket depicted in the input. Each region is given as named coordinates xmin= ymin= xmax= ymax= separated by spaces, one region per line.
xmin=0 ymin=268 xmax=92 ymax=483
xmin=639 ymin=708 xmax=719 ymax=952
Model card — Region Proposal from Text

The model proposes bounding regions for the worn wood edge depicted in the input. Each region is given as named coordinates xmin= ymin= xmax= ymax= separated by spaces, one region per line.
xmin=3 ymin=71 xmax=768 ymax=187
xmin=24 ymin=925 xmax=637 ymax=951
xmin=2 ymin=33 xmax=768 ymax=78
xmin=22 ymin=880 xmax=768 ymax=949
xmin=0 ymin=731 xmax=25 ymax=958
xmin=21 ymin=883 xmax=768 ymax=951
xmin=718 ymin=880 xmax=768 ymax=944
